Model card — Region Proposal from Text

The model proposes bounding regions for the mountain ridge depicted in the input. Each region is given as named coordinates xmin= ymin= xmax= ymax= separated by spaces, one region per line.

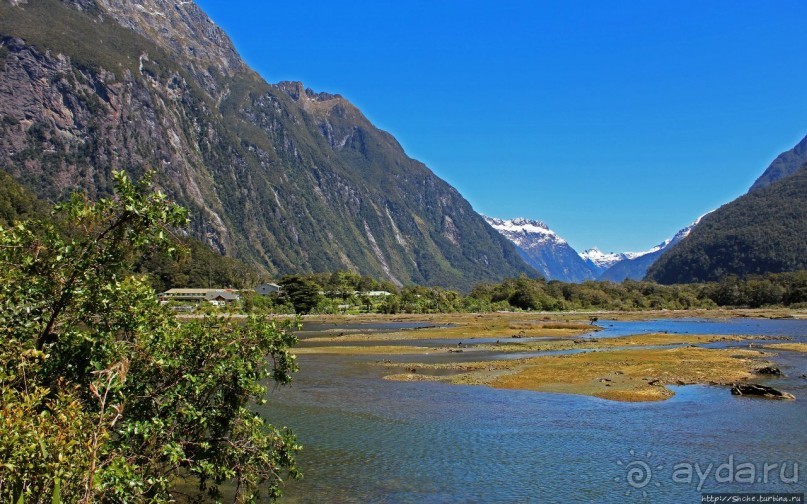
xmin=749 ymin=134 xmax=807 ymax=192
xmin=486 ymin=213 xmax=707 ymax=283
xmin=598 ymin=215 xmax=705 ymax=282
xmin=0 ymin=0 xmax=536 ymax=290
xmin=483 ymin=216 xmax=594 ymax=282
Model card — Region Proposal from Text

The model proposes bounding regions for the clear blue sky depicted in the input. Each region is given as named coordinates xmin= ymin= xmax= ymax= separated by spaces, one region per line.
xmin=196 ymin=0 xmax=807 ymax=253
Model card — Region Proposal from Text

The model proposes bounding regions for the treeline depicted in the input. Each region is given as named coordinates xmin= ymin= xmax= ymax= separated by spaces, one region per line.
xmin=0 ymin=171 xmax=49 ymax=225
xmin=260 ymin=270 xmax=807 ymax=315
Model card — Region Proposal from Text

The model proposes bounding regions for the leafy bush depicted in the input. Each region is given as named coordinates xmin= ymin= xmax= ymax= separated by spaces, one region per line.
xmin=0 ymin=172 xmax=300 ymax=502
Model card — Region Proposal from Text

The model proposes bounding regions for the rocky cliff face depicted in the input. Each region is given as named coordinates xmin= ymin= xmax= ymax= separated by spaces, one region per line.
xmin=0 ymin=0 xmax=535 ymax=289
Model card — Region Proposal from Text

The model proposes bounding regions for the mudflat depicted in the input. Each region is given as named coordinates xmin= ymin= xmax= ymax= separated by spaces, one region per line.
xmin=295 ymin=310 xmax=801 ymax=402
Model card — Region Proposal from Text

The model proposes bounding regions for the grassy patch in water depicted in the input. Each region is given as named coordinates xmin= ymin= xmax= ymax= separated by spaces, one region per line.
xmin=490 ymin=346 xmax=769 ymax=402
xmin=381 ymin=334 xmax=773 ymax=402
xmin=762 ymin=343 xmax=807 ymax=353
xmin=295 ymin=345 xmax=437 ymax=355
xmin=302 ymin=312 xmax=597 ymax=343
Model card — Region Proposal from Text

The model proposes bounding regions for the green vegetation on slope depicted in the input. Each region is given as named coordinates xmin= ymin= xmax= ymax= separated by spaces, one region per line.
xmin=0 ymin=171 xmax=261 ymax=292
xmin=0 ymin=170 xmax=49 ymax=225
xmin=749 ymin=134 xmax=807 ymax=192
xmin=136 ymin=237 xmax=265 ymax=292
xmin=647 ymin=166 xmax=807 ymax=284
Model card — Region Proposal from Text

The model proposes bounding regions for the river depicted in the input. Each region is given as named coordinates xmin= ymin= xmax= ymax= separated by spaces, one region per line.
xmin=261 ymin=318 xmax=807 ymax=503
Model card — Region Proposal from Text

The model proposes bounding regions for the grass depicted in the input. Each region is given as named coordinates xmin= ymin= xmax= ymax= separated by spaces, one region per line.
xmin=471 ymin=333 xmax=754 ymax=353
xmin=301 ymin=312 xmax=599 ymax=343
xmin=762 ymin=343 xmax=807 ymax=353
xmin=295 ymin=345 xmax=436 ymax=355
xmin=489 ymin=346 xmax=769 ymax=402
xmin=383 ymin=345 xmax=772 ymax=402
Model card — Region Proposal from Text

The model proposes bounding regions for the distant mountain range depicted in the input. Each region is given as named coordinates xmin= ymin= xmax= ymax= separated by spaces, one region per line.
xmin=483 ymin=217 xmax=595 ymax=282
xmin=598 ymin=217 xmax=704 ymax=282
xmin=579 ymin=248 xmax=640 ymax=276
xmin=491 ymin=133 xmax=807 ymax=286
xmin=0 ymin=0 xmax=535 ymax=291
xmin=486 ymin=216 xmax=701 ymax=283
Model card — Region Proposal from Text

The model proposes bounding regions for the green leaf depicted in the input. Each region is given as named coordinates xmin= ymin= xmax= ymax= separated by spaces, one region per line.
xmin=52 ymin=479 xmax=61 ymax=504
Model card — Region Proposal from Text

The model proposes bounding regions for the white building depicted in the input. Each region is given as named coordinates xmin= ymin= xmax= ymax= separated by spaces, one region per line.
xmin=256 ymin=283 xmax=282 ymax=296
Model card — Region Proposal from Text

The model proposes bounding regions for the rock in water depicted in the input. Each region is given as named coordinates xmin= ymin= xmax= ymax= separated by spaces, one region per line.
xmin=731 ymin=384 xmax=795 ymax=400
xmin=755 ymin=366 xmax=782 ymax=375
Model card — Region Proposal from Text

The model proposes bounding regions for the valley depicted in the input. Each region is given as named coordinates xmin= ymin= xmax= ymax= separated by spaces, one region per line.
xmin=1 ymin=1 xmax=806 ymax=502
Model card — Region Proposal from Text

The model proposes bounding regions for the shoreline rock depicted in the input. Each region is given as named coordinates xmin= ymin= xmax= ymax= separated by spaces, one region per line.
xmin=731 ymin=383 xmax=795 ymax=400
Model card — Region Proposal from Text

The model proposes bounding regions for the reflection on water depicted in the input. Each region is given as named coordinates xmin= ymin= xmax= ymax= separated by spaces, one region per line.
xmin=261 ymin=318 xmax=807 ymax=503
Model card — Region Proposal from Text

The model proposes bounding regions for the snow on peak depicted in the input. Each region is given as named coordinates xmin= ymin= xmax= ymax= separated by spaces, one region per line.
xmin=670 ymin=211 xmax=711 ymax=243
xmin=580 ymin=212 xmax=713 ymax=268
xmin=579 ymin=248 xmax=630 ymax=268
xmin=483 ymin=215 xmax=567 ymax=246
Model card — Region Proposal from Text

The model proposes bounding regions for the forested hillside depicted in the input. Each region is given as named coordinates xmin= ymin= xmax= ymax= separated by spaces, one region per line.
xmin=647 ymin=166 xmax=807 ymax=284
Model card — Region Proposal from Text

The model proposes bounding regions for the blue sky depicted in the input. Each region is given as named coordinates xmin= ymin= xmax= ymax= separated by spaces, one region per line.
xmin=196 ymin=0 xmax=807 ymax=253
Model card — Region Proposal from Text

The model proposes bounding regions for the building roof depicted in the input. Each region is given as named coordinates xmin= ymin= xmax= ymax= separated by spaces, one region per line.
xmin=161 ymin=288 xmax=240 ymax=301
xmin=163 ymin=288 xmax=219 ymax=295
xmin=205 ymin=291 xmax=239 ymax=301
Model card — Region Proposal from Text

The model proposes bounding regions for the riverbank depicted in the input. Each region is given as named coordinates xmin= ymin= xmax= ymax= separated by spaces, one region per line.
xmin=298 ymin=307 xmax=806 ymax=323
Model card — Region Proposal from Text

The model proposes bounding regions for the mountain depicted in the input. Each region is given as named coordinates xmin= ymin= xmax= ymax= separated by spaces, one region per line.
xmin=484 ymin=214 xmax=706 ymax=284
xmin=484 ymin=216 xmax=595 ymax=282
xmin=647 ymin=164 xmax=807 ymax=284
xmin=748 ymin=134 xmax=807 ymax=192
xmin=597 ymin=216 xmax=704 ymax=282
xmin=579 ymin=248 xmax=636 ymax=276
xmin=0 ymin=0 xmax=535 ymax=291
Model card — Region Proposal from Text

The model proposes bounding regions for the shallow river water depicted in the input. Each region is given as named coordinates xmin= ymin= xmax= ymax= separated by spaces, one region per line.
xmin=261 ymin=318 xmax=807 ymax=503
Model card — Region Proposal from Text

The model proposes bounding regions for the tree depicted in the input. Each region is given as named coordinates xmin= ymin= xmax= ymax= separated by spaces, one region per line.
xmin=0 ymin=172 xmax=300 ymax=502
xmin=279 ymin=275 xmax=322 ymax=314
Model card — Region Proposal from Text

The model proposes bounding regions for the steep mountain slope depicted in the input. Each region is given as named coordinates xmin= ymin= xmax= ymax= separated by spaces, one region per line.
xmin=647 ymin=165 xmax=807 ymax=284
xmin=484 ymin=216 xmax=595 ymax=282
xmin=749 ymin=134 xmax=807 ymax=192
xmin=598 ymin=216 xmax=704 ymax=282
xmin=0 ymin=0 xmax=534 ymax=290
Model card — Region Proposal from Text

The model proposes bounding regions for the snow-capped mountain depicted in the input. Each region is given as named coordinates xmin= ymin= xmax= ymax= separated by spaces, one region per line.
xmin=597 ymin=214 xmax=708 ymax=282
xmin=484 ymin=216 xmax=596 ymax=282
xmin=579 ymin=248 xmax=638 ymax=273
xmin=487 ymin=213 xmax=710 ymax=284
